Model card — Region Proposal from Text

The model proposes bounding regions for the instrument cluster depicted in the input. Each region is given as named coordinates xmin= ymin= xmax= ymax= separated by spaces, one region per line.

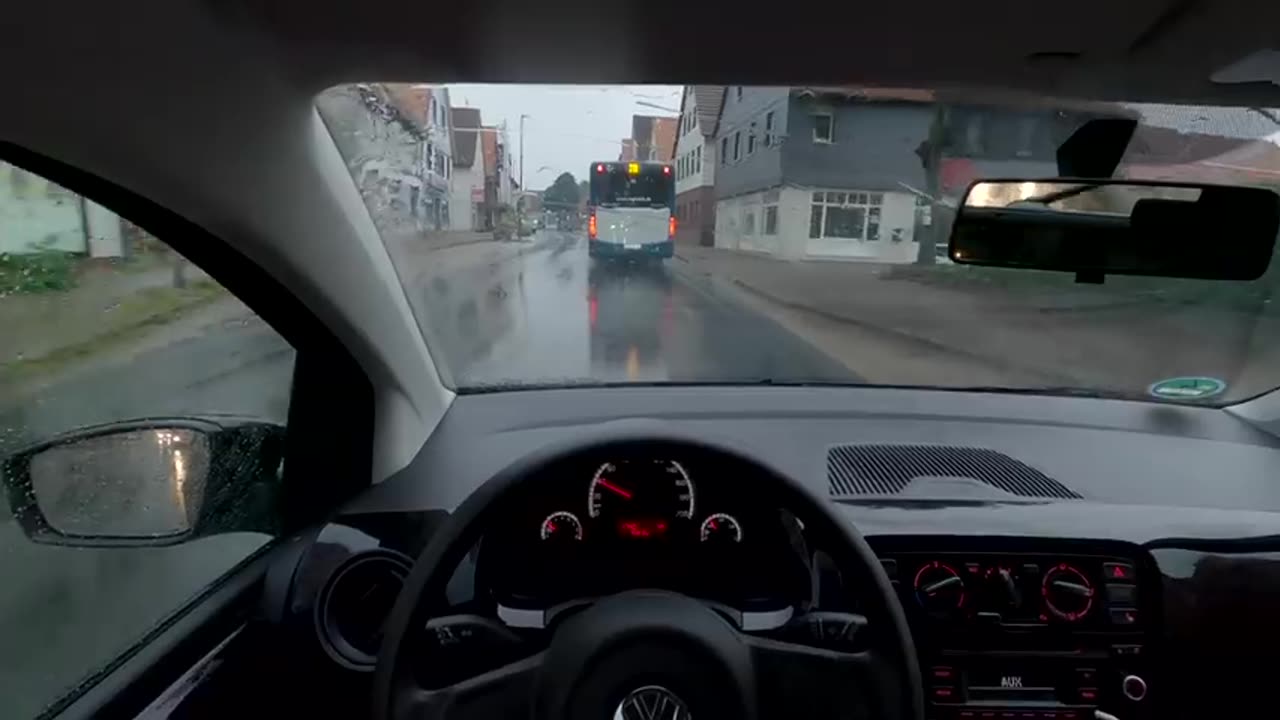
xmin=477 ymin=456 xmax=808 ymax=609
xmin=532 ymin=459 xmax=746 ymax=546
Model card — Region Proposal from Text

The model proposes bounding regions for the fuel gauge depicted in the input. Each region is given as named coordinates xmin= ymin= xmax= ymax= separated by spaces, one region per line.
xmin=699 ymin=513 xmax=743 ymax=543
xmin=540 ymin=511 xmax=583 ymax=542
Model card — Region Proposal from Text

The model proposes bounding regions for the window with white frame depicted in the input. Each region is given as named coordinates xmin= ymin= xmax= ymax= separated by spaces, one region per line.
xmin=721 ymin=137 xmax=729 ymax=165
xmin=764 ymin=111 xmax=775 ymax=146
xmin=733 ymin=131 xmax=741 ymax=162
xmin=694 ymin=145 xmax=701 ymax=173
xmin=808 ymin=191 xmax=883 ymax=241
xmin=747 ymin=123 xmax=756 ymax=155
xmin=763 ymin=205 xmax=778 ymax=235
xmin=812 ymin=113 xmax=834 ymax=143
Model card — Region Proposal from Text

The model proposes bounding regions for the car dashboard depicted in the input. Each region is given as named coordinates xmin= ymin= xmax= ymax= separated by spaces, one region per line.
xmin=250 ymin=385 xmax=1280 ymax=720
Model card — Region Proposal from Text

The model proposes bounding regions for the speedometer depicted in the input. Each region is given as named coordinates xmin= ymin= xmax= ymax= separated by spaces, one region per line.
xmin=587 ymin=460 xmax=695 ymax=524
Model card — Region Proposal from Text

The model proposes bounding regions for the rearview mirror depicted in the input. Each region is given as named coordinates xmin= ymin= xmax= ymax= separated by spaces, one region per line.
xmin=3 ymin=418 xmax=285 ymax=547
xmin=948 ymin=179 xmax=1280 ymax=282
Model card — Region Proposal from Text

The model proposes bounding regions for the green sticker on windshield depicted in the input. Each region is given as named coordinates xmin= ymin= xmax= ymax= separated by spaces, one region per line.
xmin=1148 ymin=376 xmax=1227 ymax=400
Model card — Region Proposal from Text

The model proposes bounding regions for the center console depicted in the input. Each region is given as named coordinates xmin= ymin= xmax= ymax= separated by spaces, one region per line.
xmin=872 ymin=540 xmax=1157 ymax=720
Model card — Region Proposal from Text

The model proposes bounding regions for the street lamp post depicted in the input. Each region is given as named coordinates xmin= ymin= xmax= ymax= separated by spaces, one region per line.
xmin=517 ymin=113 xmax=527 ymax=199
xmin=518 ymin=114 xmax=530 ymax=237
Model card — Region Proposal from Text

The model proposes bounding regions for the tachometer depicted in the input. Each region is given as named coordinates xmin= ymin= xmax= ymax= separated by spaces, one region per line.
xmin=587 ymin=460 xmax=695 ymax=521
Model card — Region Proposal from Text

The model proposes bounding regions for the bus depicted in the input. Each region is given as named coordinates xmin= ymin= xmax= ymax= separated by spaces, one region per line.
xmin=587 ymin=161 xmax=676 ymax=262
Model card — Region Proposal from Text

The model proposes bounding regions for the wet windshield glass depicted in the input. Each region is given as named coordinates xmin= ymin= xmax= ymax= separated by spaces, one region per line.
xmin=315 ymin=85 xmax=1280 ymax=405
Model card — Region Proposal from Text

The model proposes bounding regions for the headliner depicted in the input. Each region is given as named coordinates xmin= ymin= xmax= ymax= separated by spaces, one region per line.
xmin=235 ymin=0 xmax=1280 ymax=105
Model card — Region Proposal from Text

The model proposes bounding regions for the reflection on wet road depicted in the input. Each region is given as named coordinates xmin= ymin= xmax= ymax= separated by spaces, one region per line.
xmin=416 ymin=231 xmax=849 ymax=388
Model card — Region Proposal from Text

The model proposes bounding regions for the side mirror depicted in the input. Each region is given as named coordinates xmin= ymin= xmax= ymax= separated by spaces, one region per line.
xmin=2 ymin=418 xmax=286 ymax=547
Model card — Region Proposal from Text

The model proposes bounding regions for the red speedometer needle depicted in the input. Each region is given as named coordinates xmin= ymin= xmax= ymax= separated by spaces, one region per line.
xmin=597 ymin=479 xmax=633 ymax=499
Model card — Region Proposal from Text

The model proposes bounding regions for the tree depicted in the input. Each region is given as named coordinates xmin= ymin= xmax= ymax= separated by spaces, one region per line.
xmin=542 ymin=172 xmax=580 ymax=210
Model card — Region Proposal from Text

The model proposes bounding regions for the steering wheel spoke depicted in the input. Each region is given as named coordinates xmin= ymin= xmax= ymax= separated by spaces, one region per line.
xmin=746 ymin=634 xmax=889 ymax=718
xmin=399 ymin=652 xmax=545 ymax=720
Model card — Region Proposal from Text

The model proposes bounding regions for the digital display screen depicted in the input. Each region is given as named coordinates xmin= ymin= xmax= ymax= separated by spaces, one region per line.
xmin=617 ymin=519 xmax=669 ymax=539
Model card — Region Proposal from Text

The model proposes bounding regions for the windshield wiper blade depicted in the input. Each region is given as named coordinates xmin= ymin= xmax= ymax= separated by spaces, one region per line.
xmin=1019 ymin=183 xmax=1105 ymax=206
xmin=944 ymin=385 xmax=1146 ymax=401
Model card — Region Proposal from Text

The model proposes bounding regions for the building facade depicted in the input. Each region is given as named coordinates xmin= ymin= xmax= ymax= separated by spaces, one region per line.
xmin=316 ymin=83 xmax=433 ymax=235
xmin=0 ymin=162 xmax=123 ymax=257
xmin=382 ymin=84 xmax=454 ymax=231
xmin=712 ymin=86 xmax=927 ymax=262
xmin=618 ymin=115 xmax=677 ymax=162
xmin=449 ymin=107 xmax=486 ymax=231
xmin=712 ymin=86 xmax=1131 ymax=263
xmin=673 ymin=86 xmax=723 ymax=247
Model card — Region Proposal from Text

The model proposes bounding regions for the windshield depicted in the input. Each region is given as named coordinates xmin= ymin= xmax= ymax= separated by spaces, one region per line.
xmin=315 ymin=84 xmax=1280 ymax=405
xmin=591 ymin=164 xmax=675 ymax=208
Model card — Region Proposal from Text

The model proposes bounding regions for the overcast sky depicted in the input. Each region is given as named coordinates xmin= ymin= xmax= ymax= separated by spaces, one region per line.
xmin=448 ymin=84 xmax=682 ymax=191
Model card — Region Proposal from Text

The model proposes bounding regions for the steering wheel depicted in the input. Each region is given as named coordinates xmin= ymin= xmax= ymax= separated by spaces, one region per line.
xmin=373 ymin=435 xmax=924 ymax=719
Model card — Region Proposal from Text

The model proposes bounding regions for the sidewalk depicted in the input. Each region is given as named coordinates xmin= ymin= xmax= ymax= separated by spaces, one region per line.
xmin=383 ymin=228 xmax=495 ymax=261
xmin=675 ymin=245 xmax=1280 ymax=399
xmin=0 ymin=260 xmax=232 ymax=390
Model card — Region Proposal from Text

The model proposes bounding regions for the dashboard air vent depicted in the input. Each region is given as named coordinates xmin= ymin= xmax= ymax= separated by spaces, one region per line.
xmin=827 ymin=444 xmax=1081 ymax=499
xmin=315 ymin=551 xmax=412 ymax=671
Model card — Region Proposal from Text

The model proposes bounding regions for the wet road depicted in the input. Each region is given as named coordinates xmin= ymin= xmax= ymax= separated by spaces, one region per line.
xmin=411 ymin=230 xmax=849 ymax=388
xmin=0 ymin=229 xmax=847 ymax=717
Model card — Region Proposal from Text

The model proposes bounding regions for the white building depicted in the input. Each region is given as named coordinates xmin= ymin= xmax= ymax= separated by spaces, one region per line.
xmin=0 ymin=163 xmax=123 ymax=257
xmin=449 ymin=107 xmax=486 ymax=231
xmin=673 ymin=86 xmax=724 ymax=247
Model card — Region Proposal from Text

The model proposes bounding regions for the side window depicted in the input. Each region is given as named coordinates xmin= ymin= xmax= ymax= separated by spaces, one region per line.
xmin=0 ymin=161 xmax=296 ymax=718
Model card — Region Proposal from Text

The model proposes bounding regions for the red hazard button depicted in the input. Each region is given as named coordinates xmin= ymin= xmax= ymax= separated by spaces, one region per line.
xmin=1104 ymin=562 xmax=1135 ymax=581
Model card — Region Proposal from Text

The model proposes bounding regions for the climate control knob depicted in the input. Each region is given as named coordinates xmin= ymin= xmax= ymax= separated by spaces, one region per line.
xmin=913 ymin=561 xmax=965 ymax=615
xmin=1041 ymin=564 xmax=1095 ymax=621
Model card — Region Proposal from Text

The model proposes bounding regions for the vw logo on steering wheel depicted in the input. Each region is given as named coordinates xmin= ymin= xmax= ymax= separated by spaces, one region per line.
xmin=614 ymin=685 xmax=690 ymax=720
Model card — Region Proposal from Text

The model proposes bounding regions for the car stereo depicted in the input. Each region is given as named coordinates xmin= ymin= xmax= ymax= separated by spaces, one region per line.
xmin=875 ymin=546 xmax=1155 ymax=720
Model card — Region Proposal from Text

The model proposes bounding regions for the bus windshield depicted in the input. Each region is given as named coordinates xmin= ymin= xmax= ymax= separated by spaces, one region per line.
xmin=589 ymin=164 xmax=674 ymax=209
